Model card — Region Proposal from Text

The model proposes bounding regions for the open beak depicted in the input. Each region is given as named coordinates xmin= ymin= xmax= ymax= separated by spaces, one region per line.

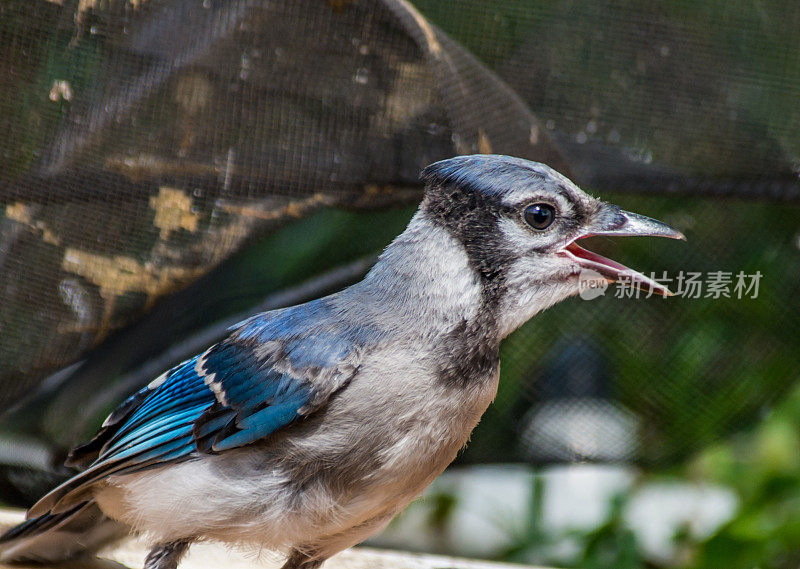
xmin=559 ymin=204 xmax=686 ymax=297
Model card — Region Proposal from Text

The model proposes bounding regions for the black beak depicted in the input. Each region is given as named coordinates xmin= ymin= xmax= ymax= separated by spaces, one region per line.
xmin=589 ymin=205 xmax=686 ymax=241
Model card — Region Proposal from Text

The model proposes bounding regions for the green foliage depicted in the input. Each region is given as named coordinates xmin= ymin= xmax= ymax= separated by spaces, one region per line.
xmin=575 ymin=495 xmax=645 ymax=569
xmin=500 ymin=475 xmax=548 ymax=564
xmin=482 ymin=382 xmax=800 ymax=569
xmin=498 ymin=478 xmax=649 ymax=569
xmin=688 ymin=384 xmax=800 ymax=569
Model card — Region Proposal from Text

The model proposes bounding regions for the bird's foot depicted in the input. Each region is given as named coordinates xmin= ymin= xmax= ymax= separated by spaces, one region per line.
xmin=143 ymin=538 xmax=191 ymax=569
xmin=281 ymin=548 xmax=325 ymax=569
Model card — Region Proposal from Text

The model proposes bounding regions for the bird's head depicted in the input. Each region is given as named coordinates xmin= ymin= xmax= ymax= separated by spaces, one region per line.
xmin=420 ymin=154 xmax=685 ymax=338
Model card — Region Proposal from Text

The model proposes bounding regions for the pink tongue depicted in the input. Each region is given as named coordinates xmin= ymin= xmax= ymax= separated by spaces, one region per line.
xmin=564 ymin=242 xmax=673 ymax=296
xmin=565 ymin=242 xmax=630 ymax=272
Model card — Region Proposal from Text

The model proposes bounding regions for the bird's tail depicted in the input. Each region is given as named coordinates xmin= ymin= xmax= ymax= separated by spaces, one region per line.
xmin=0 ymin=501 xmax=128 ymax=563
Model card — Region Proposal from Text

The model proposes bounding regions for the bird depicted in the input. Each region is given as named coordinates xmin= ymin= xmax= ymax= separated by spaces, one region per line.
xmin=0 ymin=154 xmax=684 ymax=569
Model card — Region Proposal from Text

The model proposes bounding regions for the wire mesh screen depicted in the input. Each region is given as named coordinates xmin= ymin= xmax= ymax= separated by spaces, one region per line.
xmin=1 ymin=0 xmax=799 ymax=538
xmin=0 ymin=0 xmax=566 ymax=409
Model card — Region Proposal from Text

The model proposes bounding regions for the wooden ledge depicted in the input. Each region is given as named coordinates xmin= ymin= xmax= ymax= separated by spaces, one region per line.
xmin=0 ymin=509 xmax=549 ymax=569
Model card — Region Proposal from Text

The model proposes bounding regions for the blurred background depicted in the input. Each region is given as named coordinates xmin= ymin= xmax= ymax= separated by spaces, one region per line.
xmin=1 ymin=1 xmax=799 ymax=568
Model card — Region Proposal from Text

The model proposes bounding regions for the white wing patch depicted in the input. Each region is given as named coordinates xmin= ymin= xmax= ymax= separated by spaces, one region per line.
xmin=196 ymin=349 xmax=229 ymax=407
xmin=146 ymin=370 xmax=170 ymax=390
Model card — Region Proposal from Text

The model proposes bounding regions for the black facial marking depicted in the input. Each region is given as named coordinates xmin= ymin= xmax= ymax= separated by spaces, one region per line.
xmin=421 ymin=180 xmax=513 ymax=387
xmin=436 ymin=318 xmax=500 ymax=388
xmin=422 ymin=182 xmax=519 ymax=311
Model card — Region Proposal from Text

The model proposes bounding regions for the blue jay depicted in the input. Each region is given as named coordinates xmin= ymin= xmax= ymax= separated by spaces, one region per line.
xmin=0 ymin=155 xmax=683 ymax=569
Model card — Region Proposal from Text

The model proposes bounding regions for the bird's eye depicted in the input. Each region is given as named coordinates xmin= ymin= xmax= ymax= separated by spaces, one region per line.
xmin=524 ymin=203 xmax=555 ymax=230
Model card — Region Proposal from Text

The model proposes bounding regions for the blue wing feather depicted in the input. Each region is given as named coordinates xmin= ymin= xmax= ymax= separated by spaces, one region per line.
xmin=119 ymin=358 xmax=208 ymax=434
xmin=212 ymin=398 xmax=306 ymax=451
xmin=102 ymin=405 xmax=206 ymax=456
xmin=30 ymin=298 xmax=362 ymax=517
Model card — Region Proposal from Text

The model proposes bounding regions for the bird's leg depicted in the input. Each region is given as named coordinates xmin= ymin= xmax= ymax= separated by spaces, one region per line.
xmin=144 ymin=538 xmax=192 ymax=569
xmin=281 ymin=549 xmax=325 ymax=569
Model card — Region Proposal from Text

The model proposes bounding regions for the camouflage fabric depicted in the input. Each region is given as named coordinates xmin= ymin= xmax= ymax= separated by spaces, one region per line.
xmin=0 ymin=0 xmax=567 ymax=405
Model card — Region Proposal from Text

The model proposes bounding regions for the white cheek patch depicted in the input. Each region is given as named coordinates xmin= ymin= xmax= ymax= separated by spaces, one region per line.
xmin=420 ymin=223 xmax=483 ymax=324
xmin=494 ymin=251 xmax=580 ymax=339
xmin=375 ymin=215 xmax=483 ymax=331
